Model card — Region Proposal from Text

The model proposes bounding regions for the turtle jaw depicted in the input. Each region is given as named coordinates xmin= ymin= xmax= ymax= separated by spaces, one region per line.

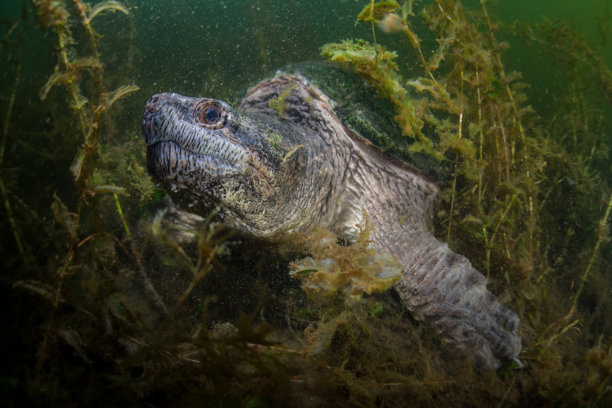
xmin=146 ymin=141 xmax=244 ymax=185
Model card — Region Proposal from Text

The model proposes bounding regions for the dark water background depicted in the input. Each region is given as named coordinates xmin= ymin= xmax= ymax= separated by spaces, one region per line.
xmin=1 ymin=0 xmax=612 ymax=406
xmin=2 ymin=0 xmax=611 ymax=130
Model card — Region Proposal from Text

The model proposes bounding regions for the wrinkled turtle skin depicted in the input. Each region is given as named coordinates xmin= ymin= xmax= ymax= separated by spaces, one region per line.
xmin=142 ymin=63 xmax=521 ymax=371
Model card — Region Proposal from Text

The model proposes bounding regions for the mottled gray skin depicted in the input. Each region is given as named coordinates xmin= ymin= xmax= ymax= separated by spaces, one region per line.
xmin=143 ymin=73 xmax=521 ymax=371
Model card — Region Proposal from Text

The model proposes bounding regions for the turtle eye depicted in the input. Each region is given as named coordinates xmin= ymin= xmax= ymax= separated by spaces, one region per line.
xmin=204 ymin=106 xmax=220 ymax=123
xmin=196 ymin=100 xmax=226 ymax=129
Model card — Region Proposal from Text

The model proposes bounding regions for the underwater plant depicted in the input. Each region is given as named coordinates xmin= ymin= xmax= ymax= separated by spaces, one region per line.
xmin=320 ymin=0 xmax=612 ymax=405
xmin=289 ymin=222 xmax=402 ymax=303
xmin=1 ymin=0 xmax=611 ymax=406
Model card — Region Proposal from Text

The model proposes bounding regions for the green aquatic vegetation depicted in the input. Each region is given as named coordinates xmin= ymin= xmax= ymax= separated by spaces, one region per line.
xmin=357 ymin=0 xmax=403 ymax=24
xmin=85 ymin=0 xmax=129 ymax=24
xmin=511 ymin=17 xmax=612 ymax=344
xmin=323 ymin=0 xmax=542 ymax=281
xmin=1 ymin=7 xmax=29 ymax=267
xmin=571 ymin=193 xmax=612 ymax=312
xmin=268 ymin=131 xmax=283 ymax=150
xmin=9 ymin=0 xmax=144 ymax=390
xmin=289 ymin=224 xmax=402 ymax=303
xmin=581 ymin=337 xmax=612 ymax=405
xmin=321 ymin=39 xmax=424 ymax=141
xmin=34 ymin=0 xmax=137 ymax=191
xmin=513 ymin=18 xmax=612 ymax=106
xmin=147 ymin=209 xmax=233 ymax=317
xmin=95 ymin=139 xmax=156 ymax=203
xmin=2 ymin=0 xmax=612 ymax=406
xmin=320 ymin=0 xmax=612 ymax=404
xmin=268 ymin=82 xmax=297 ymax=116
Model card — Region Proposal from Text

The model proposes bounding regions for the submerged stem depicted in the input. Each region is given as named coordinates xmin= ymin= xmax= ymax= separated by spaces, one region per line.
xmin=571 ymin=193 xmax=612 ymax=309
xmin=446 ymin=162 xmax=457 ymax=242
xmin=113 ymin=193 xmax=131 ymax=238
xmin=447 ymin=69 xmax=465 ymax=242
xmin=480 ymin=0 xmax=525 ymax=142
xmin=0 ymin=60 xmax=28 ymax=266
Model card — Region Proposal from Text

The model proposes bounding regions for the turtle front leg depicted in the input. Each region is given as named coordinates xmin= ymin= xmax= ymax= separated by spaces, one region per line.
xmin=384 ymin=232 xmax=522 ymax=370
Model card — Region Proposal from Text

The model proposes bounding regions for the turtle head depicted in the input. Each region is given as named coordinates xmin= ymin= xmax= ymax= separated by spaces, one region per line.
xmin=143 ymin=92 xmax=328 ymax=236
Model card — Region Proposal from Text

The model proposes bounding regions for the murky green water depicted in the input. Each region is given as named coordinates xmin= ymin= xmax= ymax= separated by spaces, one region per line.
xmin=1 ymin=1 xmax=612 ymax=406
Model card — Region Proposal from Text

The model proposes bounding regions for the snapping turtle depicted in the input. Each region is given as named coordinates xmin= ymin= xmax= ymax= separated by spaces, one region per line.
xmin=142 ymin=63 xmax=521 ymax=370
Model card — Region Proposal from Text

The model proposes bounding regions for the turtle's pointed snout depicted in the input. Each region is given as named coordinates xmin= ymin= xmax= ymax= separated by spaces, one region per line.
xmin=144 ymin=93 xmax=165 ymax=114
xmin=143 ymin=93 xmax=172 ymax=146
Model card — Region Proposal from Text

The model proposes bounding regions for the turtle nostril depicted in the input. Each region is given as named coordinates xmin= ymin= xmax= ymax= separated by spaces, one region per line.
xmin=146 ymin=94 xmax=163 ymax=113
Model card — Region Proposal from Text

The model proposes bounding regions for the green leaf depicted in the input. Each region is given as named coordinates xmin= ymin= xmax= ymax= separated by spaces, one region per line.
xmin=357 ymin=1 xmax=401 ymax=23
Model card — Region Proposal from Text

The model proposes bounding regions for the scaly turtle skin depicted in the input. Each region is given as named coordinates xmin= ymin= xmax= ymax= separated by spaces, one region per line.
xmin=142 ymin=65 xmax=521 ymax=371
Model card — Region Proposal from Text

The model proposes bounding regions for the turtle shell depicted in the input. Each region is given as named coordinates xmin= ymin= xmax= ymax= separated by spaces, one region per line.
xmin=276 ymin=62 xmax=445 ymax=181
